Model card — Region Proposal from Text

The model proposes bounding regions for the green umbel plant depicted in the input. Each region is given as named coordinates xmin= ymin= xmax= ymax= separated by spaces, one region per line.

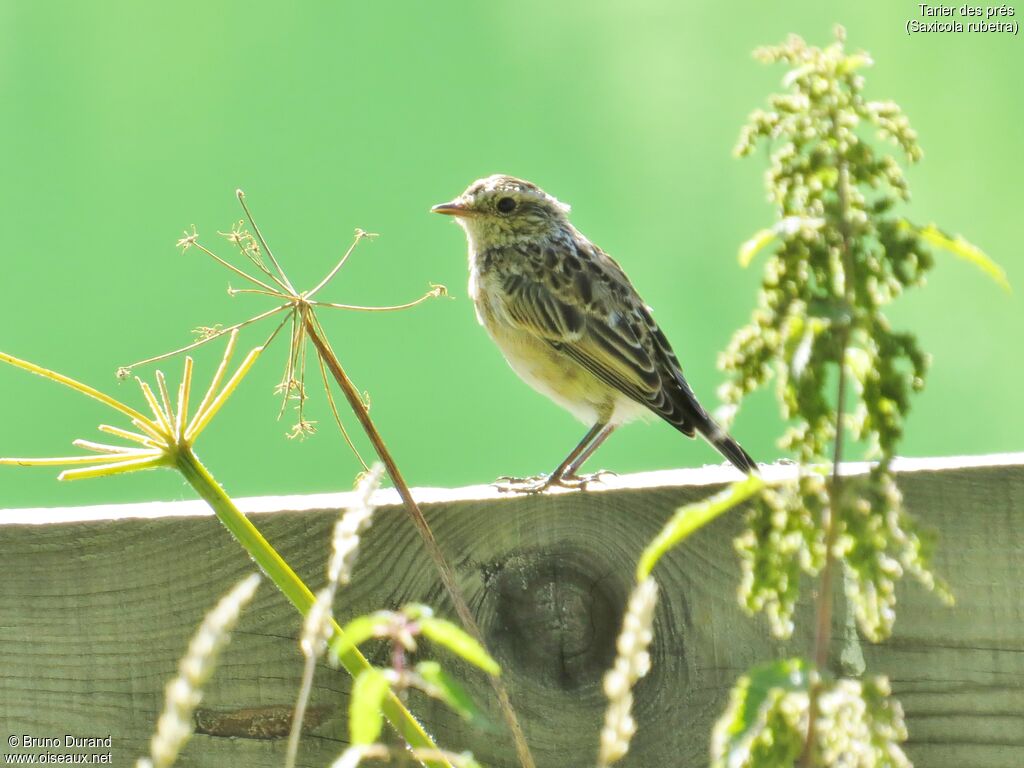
xmin=0 ymin=337 xmax=457 ymax=768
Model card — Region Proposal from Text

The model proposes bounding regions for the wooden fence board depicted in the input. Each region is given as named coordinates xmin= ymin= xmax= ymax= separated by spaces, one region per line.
xmin=1 ymin=454 xmax=1021 ymax=767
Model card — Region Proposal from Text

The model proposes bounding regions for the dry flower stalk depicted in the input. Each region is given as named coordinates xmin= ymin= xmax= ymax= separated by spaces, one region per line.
xmin=130 ymin=191 xmax=533 ymax=768
xmin=597 ymin=578 xmax=659 ymax=767
xmin=286 ymin=463 xmax=386 ymax=768
xmin=136 ymin=573 xmax=261 ymax=768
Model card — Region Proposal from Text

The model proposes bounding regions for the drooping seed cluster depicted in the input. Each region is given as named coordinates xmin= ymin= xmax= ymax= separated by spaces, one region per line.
xmin=707 ymin=26 xmax=978 ymax=767
xmin=722 ymin=26 xmax=952 ymax=644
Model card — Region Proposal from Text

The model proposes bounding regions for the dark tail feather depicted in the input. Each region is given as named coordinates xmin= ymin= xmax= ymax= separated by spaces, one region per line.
xmin=689 ymin=412 xmax=757 ymax=474
xmin=705 ymin=426 xmax=758 ymax=475
xmin=661 ymin=372 xmax=758 ymax=473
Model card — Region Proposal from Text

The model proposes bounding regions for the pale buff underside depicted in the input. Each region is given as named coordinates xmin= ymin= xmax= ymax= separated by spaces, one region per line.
xmin=469 ymin=267 xmax=651 ymax=428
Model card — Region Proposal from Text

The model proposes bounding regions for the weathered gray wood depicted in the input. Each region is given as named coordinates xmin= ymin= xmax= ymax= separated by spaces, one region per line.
xmin=1 ymin=455 xmax=1022 ymax=768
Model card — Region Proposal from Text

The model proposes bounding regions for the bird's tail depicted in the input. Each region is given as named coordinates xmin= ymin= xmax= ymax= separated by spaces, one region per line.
xmin=661 ymin=368 xmax=758 ymax=474
xmin=695 ymin=415 xmax=758 ymax=475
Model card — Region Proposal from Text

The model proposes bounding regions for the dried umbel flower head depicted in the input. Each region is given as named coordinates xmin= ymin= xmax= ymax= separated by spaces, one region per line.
xmin=124 ymin=191 xmax=446 ymax=459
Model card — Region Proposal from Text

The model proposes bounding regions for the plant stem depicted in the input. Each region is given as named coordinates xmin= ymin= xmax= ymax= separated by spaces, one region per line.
xmin=818 ymin=368 xmax=849 ymax=679
xmin=801 ymin=134 xmax=855 ymax=768
xmin=174 ymin=447 xmax=452 ymax=768
xmin=303 ymin=314 xmax=536 ymax=768
xmin=800 ymin=336 xmax=848 ymax=767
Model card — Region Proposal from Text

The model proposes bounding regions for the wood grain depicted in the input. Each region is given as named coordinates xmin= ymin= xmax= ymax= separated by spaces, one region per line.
xmin=1 ymin=455 xmax=1021 ymax=767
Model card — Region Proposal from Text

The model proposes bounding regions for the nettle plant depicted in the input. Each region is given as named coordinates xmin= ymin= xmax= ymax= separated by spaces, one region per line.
xmin=716 ymin=29 xmax=1004 ymax=766
xmin=722 ymin=28 xmax=955 ymax=650
xmin=608 ymin=28 xmax=1006 ymax=768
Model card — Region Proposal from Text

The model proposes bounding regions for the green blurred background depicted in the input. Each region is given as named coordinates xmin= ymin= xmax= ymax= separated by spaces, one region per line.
xmin=2 ymin=2 xmax=1020 ymax=508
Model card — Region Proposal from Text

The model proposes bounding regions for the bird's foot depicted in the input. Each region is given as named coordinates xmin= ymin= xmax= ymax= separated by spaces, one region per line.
xmin=493 ymin=470 xmax=615 ymax=495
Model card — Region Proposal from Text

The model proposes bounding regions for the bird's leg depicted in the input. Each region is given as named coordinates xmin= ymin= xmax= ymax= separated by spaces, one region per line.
xmin=563 ymin=423 xmax=617 ymax=479
xmin=496 ymin=421 xmax=612 ymax=494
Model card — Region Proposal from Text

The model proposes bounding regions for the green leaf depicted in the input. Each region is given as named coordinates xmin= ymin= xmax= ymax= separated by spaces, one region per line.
xmin=349 ymin=667 xmax=391 ymax=745
xmin=415 ymin=660 xmax=481 ymax=721
xmin=914 ymin=223 xmax=1010 ymax=292
xmin=844 ymin=345 xmax=872 ymax=385
xmin=329 ymin=611 xmax=393 ymax=662
xmin=418 ymin=617 xmax=501 ymax=676
xmin=837 ymin=52 xmax=873 ymax=74
xmin=714 ymin=658 xmax=808 ymax=767
xmin=738 ymin=228 xmax=776 ymax=268
xmin=637 ymin=475 xmax=765 ymax=580
xmin=782 ymin=62 xmax=815 ymax=87
xmin=738 ymin=218 xmax=824 ymax=267
xmin=400 ymin=603 xmax=434 ymax=621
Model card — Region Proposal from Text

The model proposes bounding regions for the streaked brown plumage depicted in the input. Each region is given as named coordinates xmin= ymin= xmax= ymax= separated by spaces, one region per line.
xmin=433 ymin=174 xmax=755 ymax=491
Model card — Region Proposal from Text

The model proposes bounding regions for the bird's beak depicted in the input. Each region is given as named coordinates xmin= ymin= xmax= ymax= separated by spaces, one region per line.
xmin=431 ymin=199 xmax=475 ymax=217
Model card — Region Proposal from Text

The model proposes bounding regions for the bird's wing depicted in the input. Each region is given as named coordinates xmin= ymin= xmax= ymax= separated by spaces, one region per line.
xmin=494 ymin=243 xmax=702 ymax=435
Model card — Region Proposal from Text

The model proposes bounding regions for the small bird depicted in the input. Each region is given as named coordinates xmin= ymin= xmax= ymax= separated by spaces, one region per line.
xmin=432 ymin=174 xmax=755 ymax=492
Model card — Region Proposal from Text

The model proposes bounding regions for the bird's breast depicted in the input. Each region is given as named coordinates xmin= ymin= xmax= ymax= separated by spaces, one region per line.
xmin=467 ymin=249 xmax=515 ymax=327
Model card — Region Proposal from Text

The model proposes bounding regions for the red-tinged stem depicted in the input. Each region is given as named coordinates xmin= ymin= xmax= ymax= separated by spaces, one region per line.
xmin=303 ymin=314 xmax=536 ymax=768
xmin=801 ymin=120 xmax=855 ymax=768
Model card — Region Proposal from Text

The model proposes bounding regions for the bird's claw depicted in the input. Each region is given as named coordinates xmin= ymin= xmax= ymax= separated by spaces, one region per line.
xmin=493 ymin=471 xmax=613 ymax=495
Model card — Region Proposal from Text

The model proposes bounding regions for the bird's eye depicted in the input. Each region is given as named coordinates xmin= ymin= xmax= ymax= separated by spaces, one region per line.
xmin=496 ymin=196 xmax=517 ymax=214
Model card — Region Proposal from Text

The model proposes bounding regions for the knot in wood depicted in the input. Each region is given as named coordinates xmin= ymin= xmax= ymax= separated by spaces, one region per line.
xmin=481 ymin=549 xmax=622 ymax=690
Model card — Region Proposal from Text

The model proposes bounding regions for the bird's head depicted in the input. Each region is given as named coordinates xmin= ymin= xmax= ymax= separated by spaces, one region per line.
xmin=432 ymin=174 xmax=571 ymax=248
